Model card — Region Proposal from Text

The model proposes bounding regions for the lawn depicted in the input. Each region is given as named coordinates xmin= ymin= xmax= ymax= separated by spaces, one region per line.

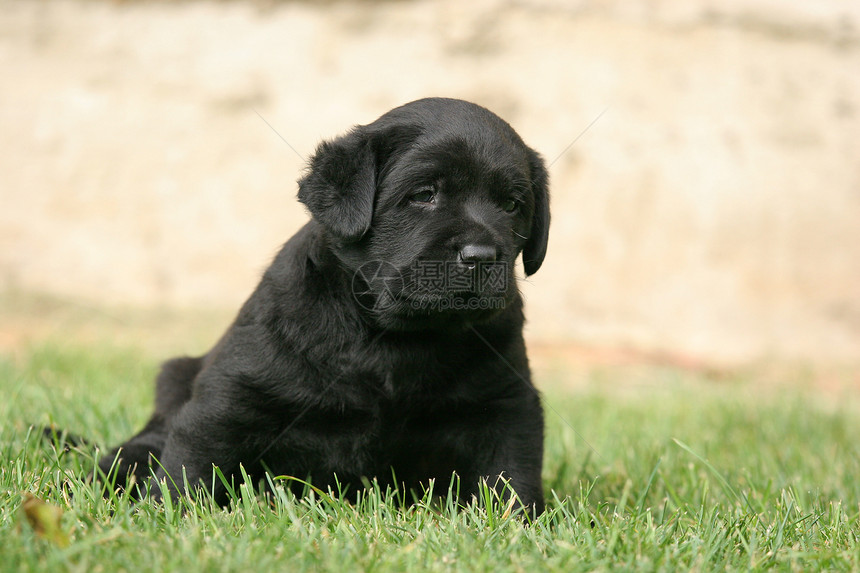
xmin=2 ymin=340 xmax=859 ymax=571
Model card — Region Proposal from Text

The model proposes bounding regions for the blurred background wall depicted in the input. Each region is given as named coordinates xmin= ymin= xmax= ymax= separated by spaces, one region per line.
xmin=2 ymin=0 xmax=859 ymax=367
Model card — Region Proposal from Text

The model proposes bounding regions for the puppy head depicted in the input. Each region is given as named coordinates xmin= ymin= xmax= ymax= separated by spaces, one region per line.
xmin=298 ymin=98 xmax=550 ymax=329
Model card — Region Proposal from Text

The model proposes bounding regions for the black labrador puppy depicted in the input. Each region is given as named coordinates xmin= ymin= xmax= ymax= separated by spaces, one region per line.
xmin=98 ymin=97 xmax=550 ymax=515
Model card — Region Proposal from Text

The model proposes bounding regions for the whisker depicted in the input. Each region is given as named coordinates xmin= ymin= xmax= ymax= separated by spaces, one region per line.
xmin=511 ymin=229 xmax=529 ymax=240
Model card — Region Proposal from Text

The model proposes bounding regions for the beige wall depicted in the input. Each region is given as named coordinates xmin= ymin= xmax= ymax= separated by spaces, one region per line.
xmin=2 ymin=0 xmax=859 ymax=365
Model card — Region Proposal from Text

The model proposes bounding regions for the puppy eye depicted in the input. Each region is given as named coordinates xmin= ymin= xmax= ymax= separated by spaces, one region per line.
xmin=501 ymin=199 xmax=520 ymax=213
xmin=410 ymin=187 xmax=436 ymax=204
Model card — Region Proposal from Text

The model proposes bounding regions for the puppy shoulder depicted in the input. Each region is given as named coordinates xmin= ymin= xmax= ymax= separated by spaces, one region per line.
xmin=257 ymin=221 xmax=337 ymax=290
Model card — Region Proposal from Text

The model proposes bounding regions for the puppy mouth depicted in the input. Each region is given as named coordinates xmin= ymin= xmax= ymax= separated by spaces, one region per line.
xmin=350 ymin=256 xmax=515 ymax=328
xmin=402 ymin=258 xmax=511 ymax=298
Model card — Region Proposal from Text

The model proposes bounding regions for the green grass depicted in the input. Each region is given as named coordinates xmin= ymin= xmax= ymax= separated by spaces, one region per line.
xmin=2 ymin=342 xmax=859 ymax=571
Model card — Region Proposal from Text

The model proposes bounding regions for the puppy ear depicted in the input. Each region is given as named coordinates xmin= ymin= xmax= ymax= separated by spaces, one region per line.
xmin=298 ymin=128 xmax=376 ymax=242
xmin=522 ymin=148 xmax=550 ymax=276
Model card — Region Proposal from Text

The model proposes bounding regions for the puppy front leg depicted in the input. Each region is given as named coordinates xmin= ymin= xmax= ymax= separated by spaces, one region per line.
xmin=471 ymin=401 xmax=546 ymax=519
xmin=481 ymin=439 xmax=545 ymax=519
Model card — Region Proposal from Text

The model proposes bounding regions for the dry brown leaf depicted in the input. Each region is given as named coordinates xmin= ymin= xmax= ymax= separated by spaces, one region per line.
xmin=21 ymin=493 xmax=70 ymax=548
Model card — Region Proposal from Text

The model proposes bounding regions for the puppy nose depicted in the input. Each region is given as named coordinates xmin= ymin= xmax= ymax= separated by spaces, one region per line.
xmin=458 ymin=244 xmax=497 ymax=268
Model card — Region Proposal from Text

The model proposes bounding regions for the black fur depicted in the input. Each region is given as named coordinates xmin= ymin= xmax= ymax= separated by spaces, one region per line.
xmin=98 ymin=98 xmax=550 ymax=516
